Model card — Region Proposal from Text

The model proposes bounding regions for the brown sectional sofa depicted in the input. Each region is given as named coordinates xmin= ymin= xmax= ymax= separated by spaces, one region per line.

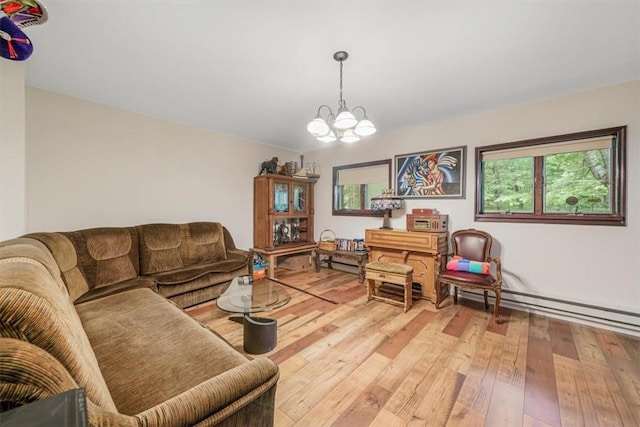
xmin=0 ymin=222 xmax=278 ymax=426
xmin=27 ymin=222 xmax=252 ymax=308
xmin=136 ymin=223 xmax=253 ymax=308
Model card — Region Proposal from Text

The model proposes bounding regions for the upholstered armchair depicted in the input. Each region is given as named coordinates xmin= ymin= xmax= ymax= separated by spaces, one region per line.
xmin=435 ymin=229 xmax=503 ymax=323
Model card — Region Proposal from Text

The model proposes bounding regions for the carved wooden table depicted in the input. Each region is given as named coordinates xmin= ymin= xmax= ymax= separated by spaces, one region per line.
xmin=315 ymin=248 xmax=368 ymax=283
xmin=252 ymin=243 xmax=317 ymax=278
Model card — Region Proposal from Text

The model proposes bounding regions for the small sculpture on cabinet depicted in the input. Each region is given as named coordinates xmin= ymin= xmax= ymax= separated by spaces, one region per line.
xmin=259 ymin=157 xmax=279 ymax=175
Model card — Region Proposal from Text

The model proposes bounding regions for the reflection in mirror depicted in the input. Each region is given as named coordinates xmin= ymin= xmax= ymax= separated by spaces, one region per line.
xmin=332 ymin=159 xmax=391 ymax=216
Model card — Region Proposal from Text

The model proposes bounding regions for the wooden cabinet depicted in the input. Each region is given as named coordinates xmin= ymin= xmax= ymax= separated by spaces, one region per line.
xmin=365 ymin=229 xmax=448 ymax=302
xmin=253 ymin=174 xmax=316 ymax=251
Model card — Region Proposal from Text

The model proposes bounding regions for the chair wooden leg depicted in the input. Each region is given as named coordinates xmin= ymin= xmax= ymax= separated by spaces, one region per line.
xmin=453 ymin=286 xmax=458 ymax=304
xmin=483 ymin=291 xmax=489 ymax=310
xmin=435 ymin=280 xmax=442 ymax=309
xmin=494 ymin=289 xmax=502 ymax=324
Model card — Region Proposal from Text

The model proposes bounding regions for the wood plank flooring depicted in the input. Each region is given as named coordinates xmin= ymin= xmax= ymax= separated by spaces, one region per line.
xmin=186 ymin=269 xmax=640 ymax=427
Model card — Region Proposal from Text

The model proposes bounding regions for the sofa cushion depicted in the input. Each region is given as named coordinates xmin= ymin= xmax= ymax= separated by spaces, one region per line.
xmin=0 ymin=238 xmax=66 ymax=294
xmin=73 ymin=277 xmax=157 ymax=304
xmin=158 ymin=270 xmax=242 ymax=301
xmin=63 ymin=228 xmax=139 ymax=290
xmin=149 ymin=259 xmax=247 ymax=286
xmin=24 ymin=232 xmax=90 ymax=301
xmin=75 ymin=288 xmax=252 ymax=415
xmin=137 ymin=223 xmax=184 ymax=275
xmin=138 ymin=223 xmax=228 ymax=276
xmin=181 ymin=222 xmax=227 ymax=266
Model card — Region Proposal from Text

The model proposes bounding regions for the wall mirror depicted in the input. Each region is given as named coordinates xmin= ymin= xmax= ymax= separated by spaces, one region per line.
xmin=332 ymin=159 xmax=391 ymax=216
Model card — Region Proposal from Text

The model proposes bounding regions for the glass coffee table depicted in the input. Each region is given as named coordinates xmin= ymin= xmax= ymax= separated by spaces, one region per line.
xmin=216 ymin=276 xmax=291 ymax=354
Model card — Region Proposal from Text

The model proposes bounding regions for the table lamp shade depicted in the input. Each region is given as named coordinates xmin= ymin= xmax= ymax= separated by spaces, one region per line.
xmin=371 ymin=189 xmax=404 ymax=229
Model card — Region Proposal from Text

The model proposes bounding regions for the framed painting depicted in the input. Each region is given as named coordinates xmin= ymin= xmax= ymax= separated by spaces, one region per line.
xmin=395 ymin=145 xmax=466 ymax=198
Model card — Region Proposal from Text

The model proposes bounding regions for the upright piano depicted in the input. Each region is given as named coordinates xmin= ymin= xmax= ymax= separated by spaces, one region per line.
xmin=365 ymin=229 xmax=448 ymax=302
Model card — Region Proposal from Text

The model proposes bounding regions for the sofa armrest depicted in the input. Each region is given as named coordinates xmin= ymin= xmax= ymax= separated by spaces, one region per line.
xmin=134 ymin=357 xmax=279 ymax=427
xmin=0 ymin=338 xmax=138 ymax=426
xmin=227 ymin=248 xmax=254 ymax=276
xmin=87 ymin=402 xmax=138 ymax=427
xmin=227 ymin=248 xmax=251 ymax=259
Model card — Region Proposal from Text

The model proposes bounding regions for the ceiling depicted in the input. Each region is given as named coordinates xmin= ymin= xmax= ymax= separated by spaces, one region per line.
xmin=24 ymin=1 xmax=640 ymax=153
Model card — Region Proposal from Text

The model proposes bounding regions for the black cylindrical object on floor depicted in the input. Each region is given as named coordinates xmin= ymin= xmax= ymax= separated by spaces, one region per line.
xmin=243 ymin=315 xmax=277 ymax=354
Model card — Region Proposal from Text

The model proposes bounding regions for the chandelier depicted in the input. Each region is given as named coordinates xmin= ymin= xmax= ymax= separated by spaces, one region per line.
xmin=307 ymin=51 xmax=376 ymax=143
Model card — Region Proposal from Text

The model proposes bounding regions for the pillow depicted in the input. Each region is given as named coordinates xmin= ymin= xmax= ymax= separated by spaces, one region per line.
xmin=446 ymin=256 xmax=490 ymax=275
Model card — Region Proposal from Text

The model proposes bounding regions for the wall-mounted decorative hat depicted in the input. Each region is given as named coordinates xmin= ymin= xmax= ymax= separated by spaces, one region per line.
xmin=0 ymin=0 xmax=48 ymax=61
xmin=0 ymin=16 xmax=32 ymax=60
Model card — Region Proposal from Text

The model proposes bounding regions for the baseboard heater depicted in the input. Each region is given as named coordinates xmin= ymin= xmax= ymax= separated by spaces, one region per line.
xmin=319 ymin=259 xmax=358 ymax=271
xmin=457 ymin=288 xmax=639 ymax=336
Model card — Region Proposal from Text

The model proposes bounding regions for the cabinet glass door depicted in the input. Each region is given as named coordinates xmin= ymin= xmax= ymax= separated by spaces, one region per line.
xmin=274 ymin=182 xmax=289 ymax=213
xmin=292 ymin=183 xmax=307 ymax=213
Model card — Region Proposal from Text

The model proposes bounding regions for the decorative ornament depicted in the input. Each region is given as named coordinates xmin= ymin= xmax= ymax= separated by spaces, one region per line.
xmin=0 ymin=16 xmax=32 ymax=60
xmin=1 ymin=0 xmax=48 ymax=28
xmin=0 ymin=0 xmax=48 ymax=61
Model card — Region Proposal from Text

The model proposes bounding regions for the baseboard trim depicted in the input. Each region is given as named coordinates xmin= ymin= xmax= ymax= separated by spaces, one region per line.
xmin=456 ymin=289 xmax=640 ymax=337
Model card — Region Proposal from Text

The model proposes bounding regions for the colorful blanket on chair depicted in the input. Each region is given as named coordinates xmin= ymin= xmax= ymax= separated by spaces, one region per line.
xmin=446 ymin=256 xmax=490 ymax=275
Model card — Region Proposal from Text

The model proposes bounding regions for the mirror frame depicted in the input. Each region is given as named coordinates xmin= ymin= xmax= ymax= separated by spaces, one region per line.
xmin=332 ymin=159 xmax=392 ymax=217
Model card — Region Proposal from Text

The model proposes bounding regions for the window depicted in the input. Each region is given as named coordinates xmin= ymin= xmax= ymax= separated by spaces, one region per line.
xmin=475 ymin=126 xmax=626 ymax=225
xmin=333 ymin=159 xmax=391 ymax=216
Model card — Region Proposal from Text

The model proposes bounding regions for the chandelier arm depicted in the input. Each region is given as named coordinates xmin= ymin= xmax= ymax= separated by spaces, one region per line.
xmin=316 ymin=104 xmax=334 ymax=117
xmin=351 ymin=106 xmax=368 ymax=119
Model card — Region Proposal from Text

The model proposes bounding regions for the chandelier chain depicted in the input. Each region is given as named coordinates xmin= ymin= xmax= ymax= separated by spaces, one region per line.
xmin=338 ymin=60 xmax=344 ymax=109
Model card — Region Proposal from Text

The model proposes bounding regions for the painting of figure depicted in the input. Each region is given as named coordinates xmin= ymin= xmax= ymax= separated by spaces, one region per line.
xmin=395 ymin=146 xmax=466 ymax=198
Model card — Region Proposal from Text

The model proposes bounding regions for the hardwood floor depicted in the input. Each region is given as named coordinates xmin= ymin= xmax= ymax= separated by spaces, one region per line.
xmin=186 ymin=269 xmax=640 ymax=427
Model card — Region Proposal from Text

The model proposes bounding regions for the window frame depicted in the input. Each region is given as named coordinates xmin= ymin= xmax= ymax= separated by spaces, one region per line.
xmin=332 ymin=159 xmax=391 ymax=217
xmin=475 ymin=126 xmax=626 ymax=226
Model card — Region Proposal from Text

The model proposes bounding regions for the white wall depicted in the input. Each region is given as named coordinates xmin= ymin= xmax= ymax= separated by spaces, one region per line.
xmin=24 ymin=82 xmax=639 ymax=332
xmin=25 ymin=88 xmax=298 ymax=249
xmin=0 ymin=61 xmax=27 ymax=240
xmin=306 ymin=80 xmax=640 ymax=331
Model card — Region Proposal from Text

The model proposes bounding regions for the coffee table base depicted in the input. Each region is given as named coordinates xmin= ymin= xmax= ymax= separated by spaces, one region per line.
xmin=231 ymin=315 xmax=277 ymax=354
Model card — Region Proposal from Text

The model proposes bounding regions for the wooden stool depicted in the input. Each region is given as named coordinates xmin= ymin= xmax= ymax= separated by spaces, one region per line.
xmin=365 ymin=261 xmax=414 ymax=312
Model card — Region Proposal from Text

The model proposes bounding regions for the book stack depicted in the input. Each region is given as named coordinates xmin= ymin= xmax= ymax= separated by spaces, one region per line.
xmin=335 ymin=238 xmax=366 ymax=253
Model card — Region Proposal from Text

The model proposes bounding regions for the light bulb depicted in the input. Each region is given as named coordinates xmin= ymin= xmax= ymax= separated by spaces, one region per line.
xmin=333 ymin=110 xmax=357 ymax=130
xmin=317 ymin=130 xmax=337 ymax=143
xmin=340 ymin=129 xmax=360 ymax=143
xmin=354 ymin=118 xmax=376 ymax=136
xmin=307 ymin=117 xmax=330 ymax=137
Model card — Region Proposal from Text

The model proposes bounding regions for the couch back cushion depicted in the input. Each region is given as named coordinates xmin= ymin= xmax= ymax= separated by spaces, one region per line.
xmin=0 ymin=238 xmax=118 ymax=411
xmin=181 ymin=222 xmax=227 ymax=266
xmin=62 ymin=228 xmax=139 ymax=290
xmin=137 ymin=222 xmax=227 ymax=275
xmin=0 ymin=238 xmax=66 ymax=293
xmin=24 ymin=232 xmax=90 ymax=301
xmin=137 ymin=223 xmax=184 ymax=274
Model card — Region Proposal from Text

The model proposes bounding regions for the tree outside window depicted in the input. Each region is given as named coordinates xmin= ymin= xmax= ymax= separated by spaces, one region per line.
xmin=476 ymin=126 xmax=626 ymax=226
